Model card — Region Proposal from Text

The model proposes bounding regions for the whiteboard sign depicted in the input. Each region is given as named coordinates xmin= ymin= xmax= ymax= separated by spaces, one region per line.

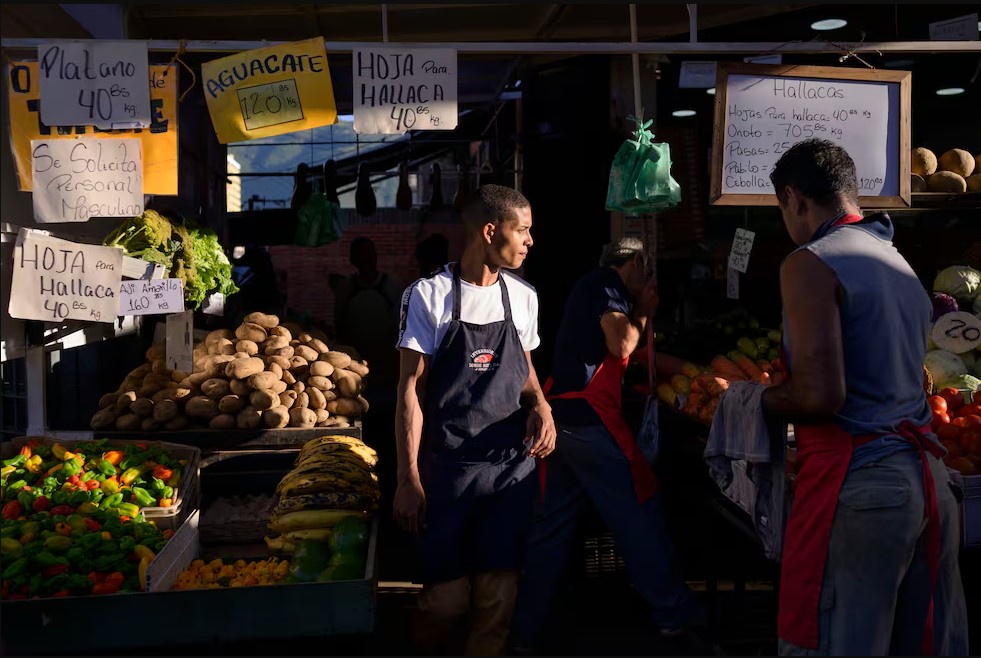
xmin=928 ymin=14 xmax=978 ymax=41
xmin=31 ymin=137 xmax=144 ymax=223
xmin=728 ymin=228 xmax=756 ymax=273
xmin=8 ymin=229 xmax=122 ymax=324
xmin=353 ymin=48 xmax=457 ymax=134
xmin=165 ymin=310 xmax=194 ymax=373
xmin=119 ymin=278 xmax=184 ymax=316
xmin=710 ymin=64 xmax=910 ymax=208
xmin=37 ymin=40 xmax=151 ymax=129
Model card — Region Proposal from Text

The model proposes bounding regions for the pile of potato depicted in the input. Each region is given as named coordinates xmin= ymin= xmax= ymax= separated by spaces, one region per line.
xmin=90 ymin=312 xmax=370 ymax=432
xmin=911 ymin=147 xmax=980 ymax=194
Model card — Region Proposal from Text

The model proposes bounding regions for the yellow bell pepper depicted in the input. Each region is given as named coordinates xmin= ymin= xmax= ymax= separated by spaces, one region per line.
xmin=51 ymin=443 xmax=68 ymax=460
xmin=25 ymin=455 xmax=43 ymax=474
xmin=138 ymin=556 xmax=152 ymax=591
xmin=119 ymin=466 xmax=145 ymax=486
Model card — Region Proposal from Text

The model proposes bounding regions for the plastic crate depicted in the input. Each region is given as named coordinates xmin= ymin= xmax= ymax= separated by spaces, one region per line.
xmin=1 ymin=435 xmax=200 ymax=532
xmin=146 ymin=509 xmax=200 ymax=592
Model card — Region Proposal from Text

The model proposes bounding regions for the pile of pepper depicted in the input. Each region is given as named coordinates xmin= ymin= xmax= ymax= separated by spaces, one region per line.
xmin=0 ymin=438 xmax=189 ymax=600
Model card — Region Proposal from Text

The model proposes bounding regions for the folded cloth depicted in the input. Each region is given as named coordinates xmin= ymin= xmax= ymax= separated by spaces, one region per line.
xmin=704 ymin=381 xmax=787 ymax=560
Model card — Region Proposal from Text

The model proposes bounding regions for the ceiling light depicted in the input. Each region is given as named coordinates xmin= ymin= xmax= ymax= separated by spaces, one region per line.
xmin=935 ymin=87 xmax=965 ymax=96
xmin=338 ymin=114 xmax=354 ymax=122
xmin=810 ymin=18 xmax=847 ymax=31
xmin=672 ymin=110 xmax=696 ymax=118
xmin=515 ymin=79 xmax=522 ymax=88
xmin=707 ymin=87 xmax=716 ymax=95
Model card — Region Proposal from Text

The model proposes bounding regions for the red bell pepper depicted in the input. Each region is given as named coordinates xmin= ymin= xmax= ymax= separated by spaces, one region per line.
xmin=42 ymin=564 xmax=70 ymax=578
xmin=2 ymin=501 xmax=24 ymax=520
xmin=50 ymin=505 xmax=75 ymax=516
xmin=91 ymin=581 xmax=121 ymax=595
xmin=32 ymin=496 xmax=50 ymax=513
xmin=88 ymin=572 xmax=106 ymax=584
xmin=51 ymin=589 xmax=71 ymax=598
xmin=151 ymin=465 xmax=173 ymax=481
xmin=83 ymin=517 xmax=102 ymax=532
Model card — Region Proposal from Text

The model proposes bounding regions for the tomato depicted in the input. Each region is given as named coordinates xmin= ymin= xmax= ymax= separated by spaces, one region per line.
xmin=958 ymin=403 xmax=981 ymax=419
xmin=953 ymin=416 xmax=971 ymax=430
xmin=959 ymin=429 xmax=981 ymax=456
xmin=931 ymin=411 xmax=951 ymax=430
xmin=940 ymin=387 xmax=965 ymax=411
xmin=937 ymin=423 xmax=961 ymax=442
xmin=963 ymin=415 xmax=981 ymax=430
xmin=948 ymin=456 xmax=977 ymax=475
xmin=928 ymin=395 xmax=948 ymax=414
xmin=941 ymin=439 xmax=962 ymax=459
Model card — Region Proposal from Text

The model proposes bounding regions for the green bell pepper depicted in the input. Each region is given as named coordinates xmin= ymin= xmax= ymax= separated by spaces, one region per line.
xmin=161 ymin=486 xmax=174 ymax=499
xmin=131 ymin=487 xmax=155 ymax=508
xmin=34 ymin=550 xmax=69 ymax=568
xmin=27 ymin=571 xmax=43 ymax=596
xmin=17 ymin=490 xmax=34 ymax=512
xmin=118 ymin=536 xmax=136 ymax=552
xmin=99 ymin=493 xmax=123 ymax=511
xmin=149 ymin=477 xmax=165 ymax=494
xmin=44 ymin=535 xmax=72 ymax=552
xmin=115 ymin=502 xmax=140 ymax=518
xmin=1 ymin=454 xmax=26 ymax=468
xmin=67 ymin=490 xmax=90 ymax=507
xmin=51 ymin=490 xmax=70 ymax=506
xmin=6 ymin=479 xmax=27 ymax=492
xmin=97 ymin=459 xmax=117 ymax=477
xmin=1 ymin=556 xmax=28 ymax=579
xmin=78 ymin=533 xmax=103 ymax=550
xmin=80 ymin=470 xmax=97 ymax=483
xmin=61 ymin=458 xmax=82 ymax=477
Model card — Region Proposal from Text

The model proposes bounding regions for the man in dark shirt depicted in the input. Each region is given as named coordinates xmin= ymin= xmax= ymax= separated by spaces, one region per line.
xmin=510 ymin=237 xmax=697 ymax=653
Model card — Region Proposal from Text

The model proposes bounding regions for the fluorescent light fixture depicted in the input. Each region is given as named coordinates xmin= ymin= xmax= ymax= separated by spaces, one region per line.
xmin=338 ymin=114 xmax=354 ymax=122
xmin=811 ymin=18 xmax=847 ymax=31
xmin=935 ymin=87 xmax=965 ymax=96
xmin=707 ymin=87 xmax=716 ymax=95
xmin=672 ymin=110 xmax=696 ymax=117
xmin=515 ymin=79 xmax=522 ymax=88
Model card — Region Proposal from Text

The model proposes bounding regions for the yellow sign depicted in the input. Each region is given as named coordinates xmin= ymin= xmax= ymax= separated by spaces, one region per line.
xmin=201 ymin=38 xmax=337 ymax=144
xmin=6 ymin=62 xmax=178 ymax=195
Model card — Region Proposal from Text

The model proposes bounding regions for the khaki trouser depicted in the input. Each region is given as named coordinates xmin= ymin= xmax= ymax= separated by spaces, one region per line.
xmin=412 ymin=570 xmax=519 ymax=656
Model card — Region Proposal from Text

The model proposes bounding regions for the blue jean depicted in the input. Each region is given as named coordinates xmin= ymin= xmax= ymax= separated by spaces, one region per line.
xmin=510 ymin=423 xmax=696 ymax=650
xmin=779 ymin=450 xmax=969 ymax=656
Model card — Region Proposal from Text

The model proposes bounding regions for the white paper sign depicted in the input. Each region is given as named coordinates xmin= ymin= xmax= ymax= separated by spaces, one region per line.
xmin=720 ymin=73 xmax=898 ymax=197
xmin=930 ymin=312 xmax=981 ymax=354
xmin=202 ymin=292 xmax=225 ymax=316
xmin=119 ymin=278 xmax=184 ymax=316
xmin=8 ymin=229 xmax=123 ymax=324
xmin=744 ymin=54 xmax=783 ymax=65
xmin=679 ymin=61 xmax=718 ymax=89
xmin=728 ymin=228 xmax=756 ymax=273
xmin=165 ymin=310 xmax=194 ymax=373
xmin=929 ymin=14 xmax=979 ymax=41
xmin=37 ymin=40 xmax=152 ymax=129
xmin=353 ymin=48 xmax=458 ymax=134
xmin=31 ymin=137 xmax=144 ymax=223
xmin=726 ymin=267 xmax=740 ymax=300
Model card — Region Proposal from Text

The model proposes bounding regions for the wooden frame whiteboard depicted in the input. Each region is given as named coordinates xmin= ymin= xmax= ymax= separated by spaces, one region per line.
xmin=710 ymin=63 xmax=911 ymax=208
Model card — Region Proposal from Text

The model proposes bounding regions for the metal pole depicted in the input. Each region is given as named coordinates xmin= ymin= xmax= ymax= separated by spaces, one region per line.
xmin=3 ymin=38 xmax=977 ymax=55
xmin=629 ymin=5 xmax=642 ymax=120
xmin=381 ymin=4 xmax=389 ymax=43
xmin=687 ymin=4 xmax=698 ymax=44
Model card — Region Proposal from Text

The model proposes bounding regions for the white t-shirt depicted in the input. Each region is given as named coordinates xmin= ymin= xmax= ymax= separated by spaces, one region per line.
xmin=397 ymin=264 xmax=541 ymax=355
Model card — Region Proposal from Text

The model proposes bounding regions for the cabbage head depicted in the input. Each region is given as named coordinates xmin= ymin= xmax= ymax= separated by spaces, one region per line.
xmin=924 ymin=349 xmax=967 ymax=385
xmin=934 ymin=265 xmax=981 ymax=303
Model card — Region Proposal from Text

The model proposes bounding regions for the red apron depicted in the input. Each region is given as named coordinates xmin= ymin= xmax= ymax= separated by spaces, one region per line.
xmin=777 ymin=213 xmax=944 ymax=654
xmin=541 ymin=353 xmax=659 ymax=503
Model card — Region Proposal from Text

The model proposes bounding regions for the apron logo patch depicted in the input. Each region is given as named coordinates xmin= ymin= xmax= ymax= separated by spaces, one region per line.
xmin=469 ymin=349 xmax=498 ymax=372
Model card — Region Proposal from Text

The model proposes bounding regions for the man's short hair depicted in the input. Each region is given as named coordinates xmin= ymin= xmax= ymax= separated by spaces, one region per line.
xmin=461 ymin=184 xmax=531 ymax=235
xmin=769 ymin=138 xmax=859 ymax=207
xmin=599 ymin=236 xmax=646 ymax=268
xmin=415 ymin=233 xmax=449 ymax=263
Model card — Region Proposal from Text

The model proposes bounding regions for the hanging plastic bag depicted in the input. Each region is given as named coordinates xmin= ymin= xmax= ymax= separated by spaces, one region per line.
xmin=605 ymin=116 xmax=681 ymax=215
xmin=294 ymin=180 xmax=343 ymax=247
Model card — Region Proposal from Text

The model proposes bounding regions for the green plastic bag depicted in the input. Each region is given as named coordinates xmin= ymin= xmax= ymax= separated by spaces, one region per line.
xmin=606 ymin=116 xmax=681 ymax=215
xmin=294 ymin=180 xmax=343 ymax=247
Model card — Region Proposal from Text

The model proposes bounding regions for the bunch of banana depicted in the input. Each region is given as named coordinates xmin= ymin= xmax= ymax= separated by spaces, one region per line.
xmin=265 ymin=436 xmax=380 ymax=553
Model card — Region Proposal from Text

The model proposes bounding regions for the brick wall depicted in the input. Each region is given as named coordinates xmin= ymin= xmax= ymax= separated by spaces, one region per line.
xmin=269 ymin=209 xmax=465 ymax=331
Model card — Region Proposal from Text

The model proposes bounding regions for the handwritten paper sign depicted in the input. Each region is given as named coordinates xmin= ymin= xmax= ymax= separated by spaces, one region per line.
xmin=37 ymin=40 xmax=151 ymax=129
xmin=929 ymin=13 xmax=978 ymax=41
xmin=31 ymin=137 xmax=144 ymax=223
xmin=201 ymin=38 xmax=337 ymax=144
xmin=728 ymin=228 xmax=756 ymax=273
xmin=353 ymin=47 xmax=458 ymax=134
xmin=711 ymin=64 xmax=910 ymax=207
xmin=8 ymin=229 xmax=122 ymax=324
xmin=165 ymin=310 xmax=194 ymax=373
xmin=7 ymin=61 xmax=178 ymax=194
xmin=931 ymin=312 xmax=981 ymax=354
xmin=119 ymin=278 xmax=184 ymax=316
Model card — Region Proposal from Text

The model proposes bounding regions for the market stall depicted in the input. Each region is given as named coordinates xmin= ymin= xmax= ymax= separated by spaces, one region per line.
xmin=1 ymin=3 xmax=980 ymax=655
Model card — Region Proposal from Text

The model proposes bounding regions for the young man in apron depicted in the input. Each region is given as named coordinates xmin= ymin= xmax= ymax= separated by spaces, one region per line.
xmin=763 ymin=139 xmax=968 ymax=656
xmin=395 ymin=184 xmax=556 ymax=656
xmin=510 ymin=237 xmax=699 ymax=653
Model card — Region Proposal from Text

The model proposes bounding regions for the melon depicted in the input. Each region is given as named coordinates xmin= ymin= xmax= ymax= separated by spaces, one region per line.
xmin=928 ymin=171 xmax=967 ymax=193
xmin=938 ymin=149 xmax=975 ymax=177
xmin=968 ymin=175 xmax=981 ymax=193
xmin=911 ymin=174 xmax=927 ymax=192
xmin=911 ymin=147 xmax=937 ymax=177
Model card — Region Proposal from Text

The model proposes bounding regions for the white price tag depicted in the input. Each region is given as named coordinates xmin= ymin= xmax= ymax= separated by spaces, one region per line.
xmin=202 ymin=292 xmax=225 ymax=316
xmin=727 ymin=228 xmax=756 ymax=274
xmin=929 ymin=14 xmax=978 ymax=41
xmin=165 ymin=310 xmax=194 ymax=373
xmin=726 ymin=267 xmax=740 ymax=300
xmin=930 ymin=312 xmax=981 ymax=354
xmin=118 ymin=278 xmax=184 ymax=316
